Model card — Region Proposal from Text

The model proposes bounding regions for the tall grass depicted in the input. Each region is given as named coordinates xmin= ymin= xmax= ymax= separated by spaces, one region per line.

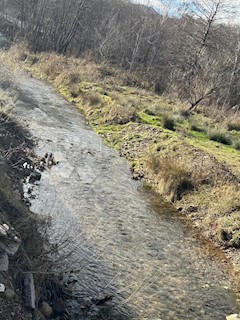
xmin=146 ymin=154 xmax=194 ymax=201
xmin=227 ymin=118 xmax=240 ymax=131
xmin=208 ymin=129 xmax=232 ymax=145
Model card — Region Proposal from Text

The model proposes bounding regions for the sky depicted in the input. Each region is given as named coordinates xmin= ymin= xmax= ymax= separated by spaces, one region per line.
xmin=132 ymin=0 xmax=240 ymax=23
xmin=131 ymin=0 xmax=184 ymax=17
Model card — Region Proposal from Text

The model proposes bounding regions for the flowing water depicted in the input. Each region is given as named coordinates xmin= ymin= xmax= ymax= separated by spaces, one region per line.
xmin=2 ymin=71 xmax=240 ymax=319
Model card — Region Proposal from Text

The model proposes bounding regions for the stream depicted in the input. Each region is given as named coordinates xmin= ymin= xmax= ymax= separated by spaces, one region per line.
xmin=2 ymin=70 xmax=240 ymax=319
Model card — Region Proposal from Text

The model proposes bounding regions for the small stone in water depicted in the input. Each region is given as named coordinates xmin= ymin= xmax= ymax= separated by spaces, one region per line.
xmin=0 ymin=283 xmax=5 ymax=292
xmin=4 ymin=288 xmax=15 ymax=299
xmin=39 ymin=301 xmax=53 ymax=318
xmin=226 ymin=314 xmax=240 ymax=320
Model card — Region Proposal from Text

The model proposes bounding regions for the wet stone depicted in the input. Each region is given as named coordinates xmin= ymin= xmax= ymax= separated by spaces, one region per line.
xmin=39 ymin=301 xmax=53 ymax=318
xmin=0 ymin=283 xmax=5 ymax=292
xmin=35 ymin=311 xmax=46 ymax=320
xmin=4 ymin=288 xmax=15 ymax=299
xmin=29 ymin=171 xmax=41 ymax=183
xmin=226 ymin=315 xmax=240 ymax=320
xmin=0 ymin=224 xmax=21 ymax=256
xmin=0 ymin=224 xmax=8 ymax=237
xmin=0 ymin=249 xmax=9 ymax=271
xmin=23 ymin=272 xmax=36 ymax=310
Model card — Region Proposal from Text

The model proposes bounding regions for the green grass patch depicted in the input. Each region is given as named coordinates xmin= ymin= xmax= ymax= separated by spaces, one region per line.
xmin=138 ymin=111 xmax=162 ymax=126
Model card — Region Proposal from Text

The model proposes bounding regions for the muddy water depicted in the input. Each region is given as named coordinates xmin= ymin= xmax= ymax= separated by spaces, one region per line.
xmin=4 ymin=72 xmax=240 ymax=319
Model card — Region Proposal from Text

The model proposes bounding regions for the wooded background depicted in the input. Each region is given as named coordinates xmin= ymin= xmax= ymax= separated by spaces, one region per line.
xmin=1 ymin=0 xmax=240 ymax=110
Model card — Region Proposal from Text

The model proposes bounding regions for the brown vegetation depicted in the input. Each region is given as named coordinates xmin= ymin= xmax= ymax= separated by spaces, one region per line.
xmin=146 ymin=154 xmax=193 ymax=201
xmin=1 ymin=0 xmax=240 ymax=111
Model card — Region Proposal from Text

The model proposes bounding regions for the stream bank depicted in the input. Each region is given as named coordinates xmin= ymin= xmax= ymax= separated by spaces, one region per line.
xmin=0 ymin=111 xmax=77 ymax=319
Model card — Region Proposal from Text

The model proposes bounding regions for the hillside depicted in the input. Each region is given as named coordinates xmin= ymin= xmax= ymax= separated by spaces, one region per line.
xmin=2 ymin=45 xmax=240 ymax=273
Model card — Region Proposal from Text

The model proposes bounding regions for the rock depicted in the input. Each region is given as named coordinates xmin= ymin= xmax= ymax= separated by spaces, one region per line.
xmin=4 ymin=288 xmax=15 ymax=299
xmin=0 ymin=250 xmax=9 ymax=271
xmin=0 ymin=225 xmax=8 ymax=237
xmin=0 ymin=224 xmax=21 ymax=256
xmin=29 ymin=171 xmax=41 ymax=183
xmin=25 ymin=312 xmax=34 ymax=320
xmin=226 ymin=314 xmax=240 ymax=320
xmin=187 ymin=205 xmax=198 ymax=213
xmin=23 ymin=272 xmax=36 ymax=310
xmin=39 ymin=302 xmax=53 ymax=318
xmin=34 ymin=311 xmax=46 ymax=320
xmin=0 ymin=283 xmax=5 ymax=292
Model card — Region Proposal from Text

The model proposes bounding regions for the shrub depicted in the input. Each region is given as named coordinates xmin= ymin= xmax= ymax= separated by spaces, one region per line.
xmin=98 ymin=64 xmax=116 ymax=78
xmin=69 ymin=84 xmax=80 ymax=98
xmin=8 ymin=43 xmax=29 ymax=62
xmin=144 ymin=108 xmax=156 ymax=116
xmin=233 ymin=140 xmax=240 ymax=151
xmin=146 ymin=154 xmax=194 ymax=201
xmin=189 ymin=122 xmax=205 ymax=133
xmin=83 ymin=93 xmax=103 ymax=106
xmin=208 ymin=129 xmax=232 ymax=145
xmin=162 ymin=115 xmax=175 ymax=131
xmin=105 ymin=105 xmax=138 ymax=125
xmin=188 ymin=114 xmax=207 ymax=133
xmin=55 ymin=69 xmax=79 ymax=85
xmin=41 ymin=54 xmax=66 ymax=78
xmin=27 ymin=55 xmax=39 ymax=66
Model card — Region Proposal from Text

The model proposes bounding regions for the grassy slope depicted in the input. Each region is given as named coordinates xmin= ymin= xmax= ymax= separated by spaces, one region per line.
xmin=2 ymin=45 xmax=240 ymax=265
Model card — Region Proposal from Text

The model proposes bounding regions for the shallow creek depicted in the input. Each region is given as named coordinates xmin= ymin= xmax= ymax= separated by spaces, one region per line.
xmin=3 ymin=71 xmax=240 ymax=319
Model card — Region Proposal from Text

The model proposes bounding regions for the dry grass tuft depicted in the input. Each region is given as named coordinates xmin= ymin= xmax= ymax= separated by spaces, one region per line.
xmin=0 ymin=82 xmax=14 ymax=124
xmin=55 ymin=69 xmax=80 ymax=86
xmin=105 ymin=105 xmax=138 ymax=125
xmin=227 ymin=117 xmax=240 ymax=131
xmin=6 ymin=43 xmax=29 ymax=62
xmin=146 ymin=154 xmax=194 ymax=201
xmin=82 ymin=92 xmax=103 ymax=107
xmin=40 ymin=54 xmax=66 ymax=78
xmin=207 ymin=184 xmax=240 ymax=248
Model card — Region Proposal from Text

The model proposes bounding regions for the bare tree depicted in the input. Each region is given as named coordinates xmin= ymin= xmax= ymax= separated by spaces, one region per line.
xmin=1 ymin=0 xmax=240 ymax=109
xmin=173 ymin=0 xmax=234 ymax=112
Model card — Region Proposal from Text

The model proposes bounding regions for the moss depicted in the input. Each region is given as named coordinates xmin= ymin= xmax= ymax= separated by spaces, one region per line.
xmin=59 ymin=85 xmax=70 ymax=98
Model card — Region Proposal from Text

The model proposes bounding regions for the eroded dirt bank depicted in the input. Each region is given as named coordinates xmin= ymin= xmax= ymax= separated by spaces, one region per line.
xmin=0 ymin=112 xmax=76 ymax=319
